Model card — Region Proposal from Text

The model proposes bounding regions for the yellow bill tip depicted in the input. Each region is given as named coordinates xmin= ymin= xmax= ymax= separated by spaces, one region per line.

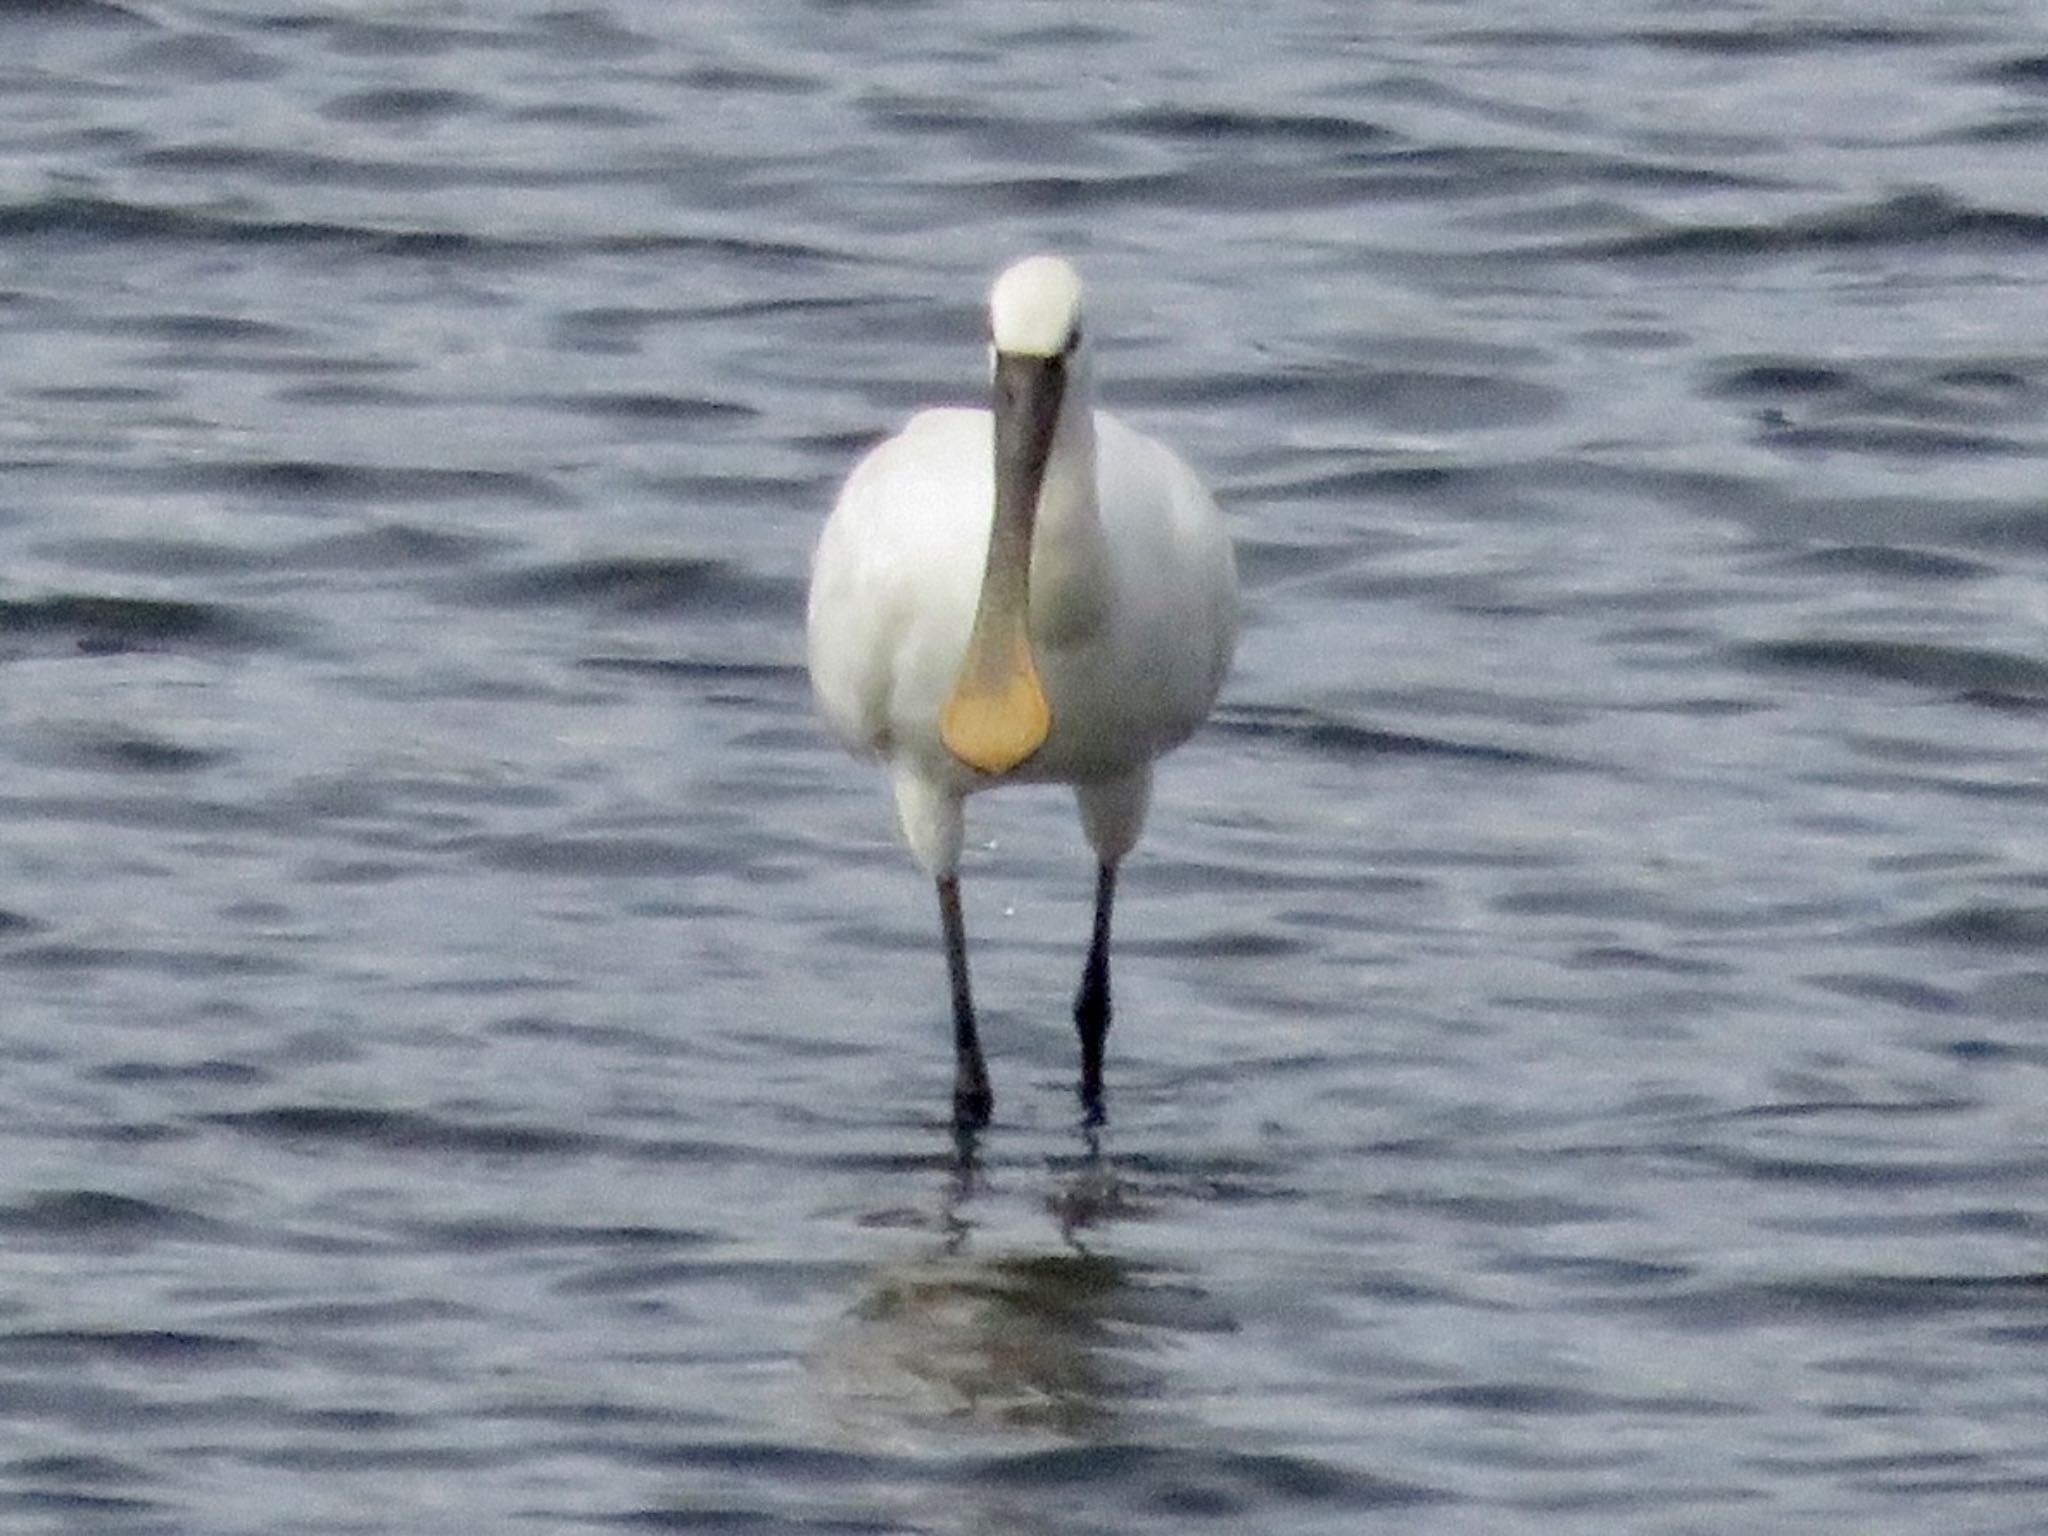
xmin=941 ymin=661 xmax=1051 ymax=775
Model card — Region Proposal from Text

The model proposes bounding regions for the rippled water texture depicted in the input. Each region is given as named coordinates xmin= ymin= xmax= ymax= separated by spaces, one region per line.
xmin=4 ymin=1 xmax=2048 ymax=1531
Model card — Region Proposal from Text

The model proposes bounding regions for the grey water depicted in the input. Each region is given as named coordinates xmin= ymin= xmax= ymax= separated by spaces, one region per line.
xmin=3 ymin=0 xmax=2048 ymax=1530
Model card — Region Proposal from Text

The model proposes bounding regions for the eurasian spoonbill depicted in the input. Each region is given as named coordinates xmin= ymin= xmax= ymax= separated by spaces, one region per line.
xmin=807 ymin=255 xmax=1236 ymax=1126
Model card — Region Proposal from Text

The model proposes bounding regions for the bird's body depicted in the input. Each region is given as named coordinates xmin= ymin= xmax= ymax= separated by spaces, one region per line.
xmin=811 ymin=407 xmax=1233 ymax=860
xmin=806 ymin=256 xmax=1236 ymax=1125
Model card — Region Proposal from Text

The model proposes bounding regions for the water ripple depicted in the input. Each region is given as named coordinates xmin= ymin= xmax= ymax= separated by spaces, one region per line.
xmin=3 ymin=4 xmax=2047 ymax=1531
xmin=1571 ymin=188 xmax=2048 ymax=261
xmin=0 ymin=593 xmax=294 ymax=655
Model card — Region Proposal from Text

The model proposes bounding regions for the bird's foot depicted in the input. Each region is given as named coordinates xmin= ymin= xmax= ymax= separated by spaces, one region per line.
xmin=953 ymin=1060 xmax=993 ymax=1130
xmin=1074 ymin=975 xmax=1109 ymax=1124
xmin=1078 ymin=1079 xmax=1107 ymax=1127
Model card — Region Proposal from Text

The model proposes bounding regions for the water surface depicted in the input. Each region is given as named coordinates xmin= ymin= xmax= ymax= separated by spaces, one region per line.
xmin=3 ymin=2 xmax=2048 ymax=1531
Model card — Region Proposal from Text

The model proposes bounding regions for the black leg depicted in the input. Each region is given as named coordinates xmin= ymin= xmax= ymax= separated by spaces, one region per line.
xmin=938 ymin=875 xmax=992 ymax=1128
xmin=1074 ymin=861 xmax=1117 ymax=1116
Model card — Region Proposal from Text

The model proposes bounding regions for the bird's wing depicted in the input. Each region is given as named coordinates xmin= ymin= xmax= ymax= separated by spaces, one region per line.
xmin=806 ymin=410 xmax=991 ymax=759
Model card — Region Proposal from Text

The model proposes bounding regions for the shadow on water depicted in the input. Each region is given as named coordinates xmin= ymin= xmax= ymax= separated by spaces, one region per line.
xmin=811 ymin=1125 xmax=1212 ymax=1449
xmin=802 ymin=1124 xmax=1439 ymax=1529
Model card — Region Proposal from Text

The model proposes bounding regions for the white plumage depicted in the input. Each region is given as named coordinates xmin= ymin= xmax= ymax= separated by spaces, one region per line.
xmin=806 ymin=255 xmax=1236 ymax=1125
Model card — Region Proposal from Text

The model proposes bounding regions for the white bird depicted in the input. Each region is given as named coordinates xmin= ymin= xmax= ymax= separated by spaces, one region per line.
xmin=807 ymin=255 xmax=1236 ymax=1126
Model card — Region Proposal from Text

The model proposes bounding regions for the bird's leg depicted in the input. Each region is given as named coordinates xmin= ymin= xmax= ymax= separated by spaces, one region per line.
xmin=1074 ymin=861 xmax=1117 ymax=1116
xmin=938 ymin=875 xmax=992 ymax=1127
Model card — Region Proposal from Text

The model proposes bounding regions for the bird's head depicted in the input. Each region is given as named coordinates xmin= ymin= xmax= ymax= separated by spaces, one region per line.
xmin=989 ymin=254 xmax=1083 ymax=360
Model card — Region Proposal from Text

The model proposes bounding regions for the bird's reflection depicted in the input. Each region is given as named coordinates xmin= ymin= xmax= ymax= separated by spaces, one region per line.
xmin=815 ymin=1117 xmax=1221 ymax=1447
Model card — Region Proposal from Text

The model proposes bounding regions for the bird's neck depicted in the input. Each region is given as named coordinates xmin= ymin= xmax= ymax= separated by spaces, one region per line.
xmin=1028 ymin=382 xmax=1111 ymax=647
